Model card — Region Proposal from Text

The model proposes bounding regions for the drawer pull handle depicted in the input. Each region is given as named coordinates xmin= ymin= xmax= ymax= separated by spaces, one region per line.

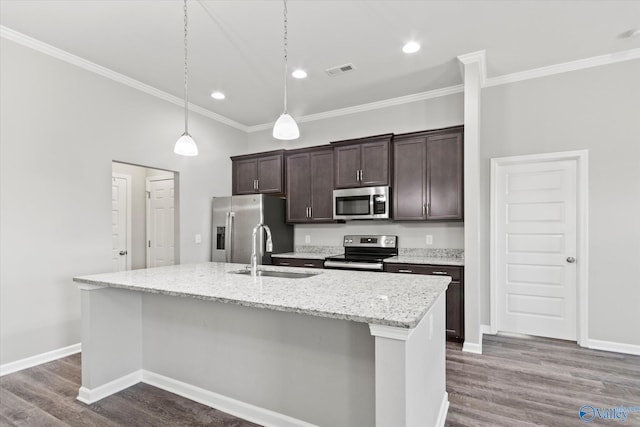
xmin=398 ymin=269 xmax=413 ymax=273
xmin=432 ymin=271 xmax=449 ymax=275
xmin=303 ymin=263 xmax=315 ymax=267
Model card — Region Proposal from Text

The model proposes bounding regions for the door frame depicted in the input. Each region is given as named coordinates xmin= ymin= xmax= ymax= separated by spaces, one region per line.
xmin=112 ymin=172 xmax=132 ymax=271
xmin=146 ymin=174 xmax=176 ymax=267
xmin=490 ymin=150 xmax=589 ymax=346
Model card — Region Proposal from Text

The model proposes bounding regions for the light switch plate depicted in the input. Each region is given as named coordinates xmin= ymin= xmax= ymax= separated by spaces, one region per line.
xmin=425 ymin=235 xmax=433 ymax=245
xmin=195 ymin=234 xmax=202 ymax=244
xmin=304 ymin=235 xmax=311 ymax=244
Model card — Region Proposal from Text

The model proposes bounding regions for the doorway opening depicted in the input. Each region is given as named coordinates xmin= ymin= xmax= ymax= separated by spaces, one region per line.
xmin=111 ymin=161 xmax=179 ymax=271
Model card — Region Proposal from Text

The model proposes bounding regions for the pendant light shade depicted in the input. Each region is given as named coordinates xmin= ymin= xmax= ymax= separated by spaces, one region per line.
xmin=273 ymin=113 xmax=300 ymax=140
xmin=175 ymin=0 xmax=198 ymax=156
xmin=174 ymin=132 xmax=199 ymax=156
xmin=273 ymin=0 xmax=299 ymax=141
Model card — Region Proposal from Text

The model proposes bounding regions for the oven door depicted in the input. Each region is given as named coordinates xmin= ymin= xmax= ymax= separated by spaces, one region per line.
xmin=333 ymin=186 xmax=389 ymax=220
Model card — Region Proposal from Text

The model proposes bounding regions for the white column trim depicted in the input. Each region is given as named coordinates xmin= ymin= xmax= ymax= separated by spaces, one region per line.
xmin=369 ymin=324 xmax=415 ymax=341
xmin=457 ymin=50 xmax=484 ymax=354
xmin=76 ymin=283 xmax=106 ymax=291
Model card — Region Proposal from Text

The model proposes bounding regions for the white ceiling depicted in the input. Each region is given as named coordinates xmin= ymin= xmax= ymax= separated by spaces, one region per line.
xmin=1 ymin=1 xmax=639 ymax=128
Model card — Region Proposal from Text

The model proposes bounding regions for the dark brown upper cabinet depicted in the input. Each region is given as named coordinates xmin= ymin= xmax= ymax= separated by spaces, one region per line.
xmin=286 ymin=146 xmax=334 ymax=223
xmin=393 ymin=126 xmax=463 ymax=221
xmin=332 ymin=134 xmax=393 ymax=188
xmin=231 ymin=150 xmax=284 ymax=195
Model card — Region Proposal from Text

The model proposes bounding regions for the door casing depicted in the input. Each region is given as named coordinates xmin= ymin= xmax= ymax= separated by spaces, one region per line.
xmin=490 ymin=150 xmax=589 ymax=346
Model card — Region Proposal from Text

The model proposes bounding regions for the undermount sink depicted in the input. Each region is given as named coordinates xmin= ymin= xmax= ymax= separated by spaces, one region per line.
xmin=230 ymin=269 xmax=320 ymax=279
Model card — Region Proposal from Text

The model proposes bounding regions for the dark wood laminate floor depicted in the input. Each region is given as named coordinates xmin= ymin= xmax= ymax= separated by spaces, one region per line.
xmin=445 ymin=334 xmax=640 ymax=427
xmin=1 ymin=335 xmax=639 ymax=426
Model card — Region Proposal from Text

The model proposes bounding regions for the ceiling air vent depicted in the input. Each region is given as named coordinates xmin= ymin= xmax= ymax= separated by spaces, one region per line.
xmin=325 ymin=63 xmax=356 ymax=77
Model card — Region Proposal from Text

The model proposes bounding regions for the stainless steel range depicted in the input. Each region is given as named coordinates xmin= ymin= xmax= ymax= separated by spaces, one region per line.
xmin=324 ymin=235 xmax=398 ymax=271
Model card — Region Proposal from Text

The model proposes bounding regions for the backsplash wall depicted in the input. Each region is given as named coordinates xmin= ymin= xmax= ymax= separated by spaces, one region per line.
xmin=293 ymin=222 xmax=464 ymax=249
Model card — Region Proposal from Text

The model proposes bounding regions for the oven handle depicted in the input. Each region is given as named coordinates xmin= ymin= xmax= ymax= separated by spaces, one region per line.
xmin=324 ymin=260 xmax=384 ymax=271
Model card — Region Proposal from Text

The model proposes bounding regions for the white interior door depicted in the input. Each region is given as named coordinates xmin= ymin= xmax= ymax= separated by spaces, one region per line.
xmin=111 ymin=175 xmax=130 ymax=272
xmin=495 ymin=160 xmax=577 ymax=340
xmin=147 ymin=176 xmax=175 ymax=267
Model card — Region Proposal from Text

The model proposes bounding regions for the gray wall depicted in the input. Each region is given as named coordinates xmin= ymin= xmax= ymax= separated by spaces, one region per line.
xmin=481 ymin=59 xmax=640 ymax=345
xmin=0 ymin=39 xmax=248 ymax=364
xmin=248 ymin=93 xmax=466 ymax=249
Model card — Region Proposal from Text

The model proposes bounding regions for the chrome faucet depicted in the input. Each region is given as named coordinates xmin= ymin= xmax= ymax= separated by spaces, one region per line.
xmin=251 ymin=223 xmax=273 ymax=276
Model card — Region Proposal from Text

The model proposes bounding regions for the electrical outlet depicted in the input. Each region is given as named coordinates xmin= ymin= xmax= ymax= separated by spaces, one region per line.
xmin=304 ymin=235 xmax=311 ymax=244
xmin=425 ymin=235 xmax=433 ymax=245
xmin=195 ymin=234 xmax=202 ymax=244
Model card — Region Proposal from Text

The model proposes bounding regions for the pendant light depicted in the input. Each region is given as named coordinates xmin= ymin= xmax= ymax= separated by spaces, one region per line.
xmin=174 ymin=0 xmax=198 ymax=156
xmin=272 ymin=0 xmax=300 ymax=140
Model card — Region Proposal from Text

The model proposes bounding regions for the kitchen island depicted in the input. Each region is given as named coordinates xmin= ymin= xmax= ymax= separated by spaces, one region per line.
xmin=74 ymin=262 xmax=450 ymax=427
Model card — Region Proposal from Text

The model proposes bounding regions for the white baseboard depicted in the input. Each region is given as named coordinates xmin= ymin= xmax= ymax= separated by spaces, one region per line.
xmin=77 ymin=370 xmax=142 ymax=404
xmin=436 ymin=392 xmax=449 ymax=427
xmin=142 ymin=370 xmax=317 ymax=427
xmin=462 ymin=341 xmax=482 ymax=354
xmin=0 ymin=343 xmax=81 ymax=377
xmin=585 ymin=339 xmax=640 ymax=356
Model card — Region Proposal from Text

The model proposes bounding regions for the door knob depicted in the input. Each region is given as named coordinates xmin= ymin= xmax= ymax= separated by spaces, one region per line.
xmin=119 ymin=250 xmax=127 ymax=256
xmin=566 ymin=257 xmax=575 ymax=263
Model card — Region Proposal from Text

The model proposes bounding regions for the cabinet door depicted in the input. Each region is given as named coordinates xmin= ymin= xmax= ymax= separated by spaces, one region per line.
xmin=286 ymin=153 xmax=311 ymax=223
xmin=257 ymin=154 xmax=283 ymax=193
xmin=360 ymin=140 xmax=389 ymax=187
xmin=393 ymin=138 xmax=426 ymax=220
xmin=426 ymin=132 xmax=463 ymax=220
xmin=334 ymin=145 xmax=361 ymax=188
xmin=309 ymin=149 xmax=334 ymax=222
xmin=233 ymin=158 xmax=258 ymax=195
xmin=446 ymin=281 xmax=464 ymax=340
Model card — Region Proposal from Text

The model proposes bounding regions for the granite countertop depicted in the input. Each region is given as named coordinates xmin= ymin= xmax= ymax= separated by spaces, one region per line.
xmin=384 ymin=248 xmax=464 ymax=266
xmin=273 ymin=245 xmax=343 ymax=260
xmin=73 ymin=262 xmax=449 ymax=328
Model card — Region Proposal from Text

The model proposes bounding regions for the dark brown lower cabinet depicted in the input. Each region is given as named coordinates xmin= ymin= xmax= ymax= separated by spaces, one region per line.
xmin=385 ymin=263 xmax=464 ymax=341
xmin=271 ymin=257 xmax=324 ymax=269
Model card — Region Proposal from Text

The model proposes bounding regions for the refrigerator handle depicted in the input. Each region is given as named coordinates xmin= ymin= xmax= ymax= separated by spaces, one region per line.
xmin=225 ymin=212 xmax=234 ymax=263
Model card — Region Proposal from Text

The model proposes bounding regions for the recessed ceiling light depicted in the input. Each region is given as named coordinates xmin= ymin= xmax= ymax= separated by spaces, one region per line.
xmin=292 ymin=69 xmax=307 ymax=79
xmin=210 ymin=91 xmax=225 ymax=100
xmin=402 ymin=41 xmax=421 ymax=54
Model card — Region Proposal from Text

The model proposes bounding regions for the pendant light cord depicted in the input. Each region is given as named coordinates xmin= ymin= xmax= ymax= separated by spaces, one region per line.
xmin=282 ymin=0 xmax=288 ymax=114
xmin=183 ymin=0 xmax=189 ymax=134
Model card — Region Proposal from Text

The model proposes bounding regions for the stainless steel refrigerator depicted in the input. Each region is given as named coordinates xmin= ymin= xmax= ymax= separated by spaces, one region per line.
xmin=211 ymin=194 xmax=293 ymax=264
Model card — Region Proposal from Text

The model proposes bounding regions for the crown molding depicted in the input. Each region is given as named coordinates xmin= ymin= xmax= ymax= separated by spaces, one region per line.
xmin=484 ymin=48 xmax=640 ymax=87
xmin=3 ymin=25 xmax=639 ymax=133
xmin=246 ymin=84 xmax=465 ymax=133
xmin=0 ymin=25 xmax=248 ymax=132
xmin=457 ymin=50 xmax=487 ymax=86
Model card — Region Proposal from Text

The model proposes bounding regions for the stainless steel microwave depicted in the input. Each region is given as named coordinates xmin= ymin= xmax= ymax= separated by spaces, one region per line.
xmin=333 ymin=186 xmax=390 ymax=220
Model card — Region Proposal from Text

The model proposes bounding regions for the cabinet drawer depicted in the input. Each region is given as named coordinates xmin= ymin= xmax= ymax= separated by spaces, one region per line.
xmin=385 ymin=264 xmax=461 ymax=281
xmin=272 ymin=257 xmax=324 ymax=269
